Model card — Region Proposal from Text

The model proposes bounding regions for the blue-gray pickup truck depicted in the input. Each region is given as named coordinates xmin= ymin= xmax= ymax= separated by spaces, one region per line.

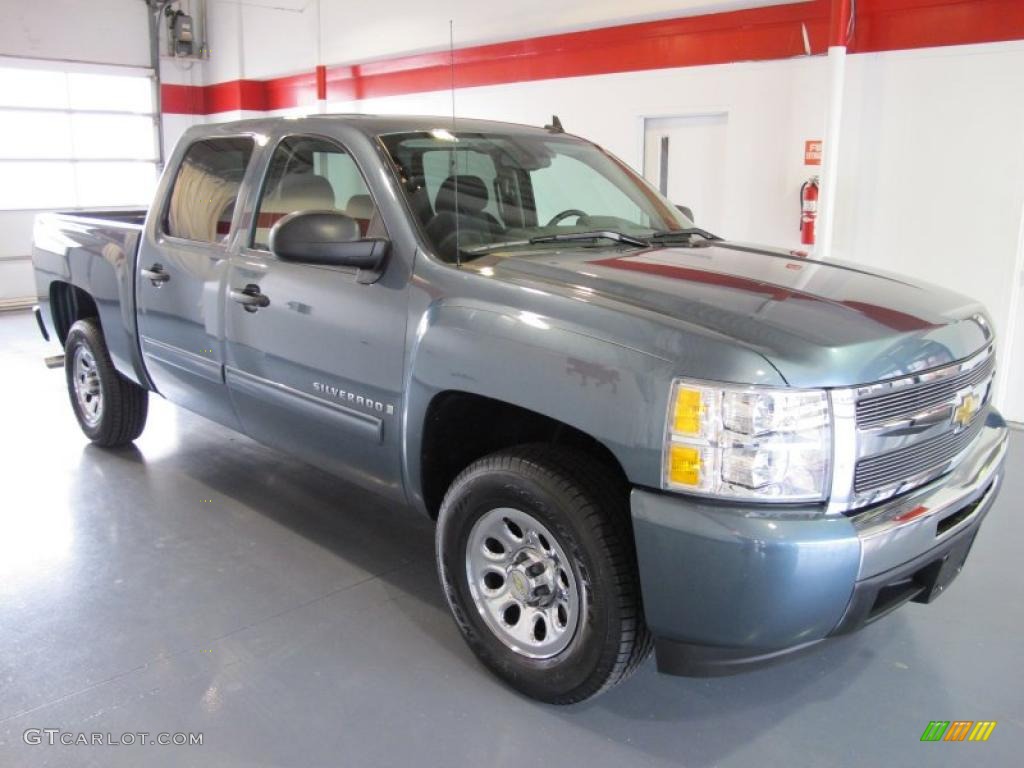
xmin=31 ymin=115 xmax=1007 ymax=703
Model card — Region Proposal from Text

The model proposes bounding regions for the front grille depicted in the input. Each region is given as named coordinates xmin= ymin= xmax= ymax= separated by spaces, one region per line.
xmin=856 ymin=354 xmax=994 ymax=429
xmin=853 ymin=412 xmax=986 ymax=494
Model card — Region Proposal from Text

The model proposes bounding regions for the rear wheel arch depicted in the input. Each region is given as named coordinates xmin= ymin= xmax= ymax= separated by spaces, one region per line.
xmin=50 ymin=281 xmax=99 ymax=346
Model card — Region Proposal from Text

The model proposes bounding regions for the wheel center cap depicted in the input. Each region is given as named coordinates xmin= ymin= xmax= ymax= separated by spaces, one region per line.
xmin=509 ymin=570 xmax=529 ymax=601
xmin=507 ymin=548 xmax=559 ymax=607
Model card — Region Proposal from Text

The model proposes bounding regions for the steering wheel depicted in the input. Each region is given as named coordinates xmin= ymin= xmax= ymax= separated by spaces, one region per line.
xmin=546 ymin=209 xmax=588 ymax=226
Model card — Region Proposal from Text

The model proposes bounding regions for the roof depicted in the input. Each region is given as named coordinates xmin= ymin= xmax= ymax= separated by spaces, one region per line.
xmin=196 ymin=113 xmax=567 ymax=138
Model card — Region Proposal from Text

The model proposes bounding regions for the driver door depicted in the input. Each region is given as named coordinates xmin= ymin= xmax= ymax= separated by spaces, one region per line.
xmin=223 ymin=134 xmax=409 ymax=499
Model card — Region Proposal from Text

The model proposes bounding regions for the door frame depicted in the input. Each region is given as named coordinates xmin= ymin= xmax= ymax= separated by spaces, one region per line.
xmin=997 ymin=197 xmax=1024 ymax=422
xmin=635 ymin=109 xmax=730 ymax=178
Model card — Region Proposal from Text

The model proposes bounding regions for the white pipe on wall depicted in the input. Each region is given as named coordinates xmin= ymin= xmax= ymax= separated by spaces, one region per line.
xmin=815 ymin=44 xmax=845 ymax=260
xmin=815 ymin=0 xmax=852 ymax=260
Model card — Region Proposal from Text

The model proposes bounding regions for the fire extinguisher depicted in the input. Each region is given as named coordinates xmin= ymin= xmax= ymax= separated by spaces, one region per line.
xmin=800 ymin=176 xmax=819 ymax=246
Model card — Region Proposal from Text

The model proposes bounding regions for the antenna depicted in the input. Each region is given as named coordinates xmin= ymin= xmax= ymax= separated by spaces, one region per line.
xmin=544 ymin=115 xmax=564 ymax=133
xmin=449 ymin=19 xmax=461 ymax=267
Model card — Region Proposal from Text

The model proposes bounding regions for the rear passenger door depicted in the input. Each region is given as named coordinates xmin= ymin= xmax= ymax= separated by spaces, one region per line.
xmin=223 ymin=134 xmax=409 ymax=499
xmin=137 ymin=135 xmax=256 ymax=429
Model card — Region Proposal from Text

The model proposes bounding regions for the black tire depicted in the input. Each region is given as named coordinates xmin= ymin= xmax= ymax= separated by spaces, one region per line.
xmin=436 ymin=444 xmax=653 ymax=704
xmin=64 ymin=318 xmax=149 ymax=447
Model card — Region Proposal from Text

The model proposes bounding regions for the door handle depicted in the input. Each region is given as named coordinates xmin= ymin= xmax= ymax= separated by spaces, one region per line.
xmin=140 ymin=264 xmax=170 ymax=286
xmin=230 ymin=284 xmax=270 ymax=312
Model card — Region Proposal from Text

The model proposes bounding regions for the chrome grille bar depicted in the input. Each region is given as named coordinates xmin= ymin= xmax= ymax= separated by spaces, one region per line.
xmin=854 ymin=412 xmax=986 ymax=494
xmin=856 ymin=354 xmax=994 ymax=428
xmin=828 ymin=342 xmax=997 ymax=515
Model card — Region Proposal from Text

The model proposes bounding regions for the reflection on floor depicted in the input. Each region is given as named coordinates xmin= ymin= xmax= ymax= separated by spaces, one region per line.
xmin=0 ymin=309 xmax=1021 ymax=767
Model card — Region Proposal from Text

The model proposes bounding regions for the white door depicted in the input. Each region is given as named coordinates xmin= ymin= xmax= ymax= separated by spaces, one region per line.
xmin=1001 ymin=253 xmax=1024 ymax=424
xmin=643 ymin=113 xmax=728 ymax=234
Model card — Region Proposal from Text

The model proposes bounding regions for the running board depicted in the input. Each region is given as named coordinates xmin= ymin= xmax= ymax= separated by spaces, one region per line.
xmin=44 ymin=354 xmax=64 ymax=369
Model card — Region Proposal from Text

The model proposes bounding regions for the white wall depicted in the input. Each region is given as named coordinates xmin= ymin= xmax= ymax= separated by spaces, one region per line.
xmin=0 ymin=0 xmax=150 ymax=67
xmin=316 ymin=0 xmax=801 ymax=66
xmin=836 ymin=42 xmax=1024 ymax=419
xmin=199 ymin=0 xmax=798 ymax=81
xmin=204 ymin=0 xmax=317 ymax=82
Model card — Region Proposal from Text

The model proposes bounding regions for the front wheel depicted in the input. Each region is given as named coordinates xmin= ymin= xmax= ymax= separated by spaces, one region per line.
xmin=436 ymin=445 xmax=652 ymax=703
xmin=65 ymin=318 xmax=149 ymax=447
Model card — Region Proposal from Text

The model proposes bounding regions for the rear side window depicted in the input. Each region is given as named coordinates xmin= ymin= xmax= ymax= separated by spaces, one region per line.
xmin=251 ymin=135 xmax=379 ymax=250
xmin=163 ymin=137 xmax=254 ymax=243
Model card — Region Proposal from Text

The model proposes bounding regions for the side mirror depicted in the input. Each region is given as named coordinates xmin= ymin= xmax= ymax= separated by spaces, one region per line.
xmin=270 ymin=211 xmax=389 ymax=281
xmin=675 ymin=204 xmax=694 ymax=222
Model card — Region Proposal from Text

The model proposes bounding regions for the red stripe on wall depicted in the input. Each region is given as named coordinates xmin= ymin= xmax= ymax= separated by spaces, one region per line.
xmin=853 ymin=0 xmax=1024 ymax=52
xmin=160 ymin=0 xmax=1024 ymax=115
xmin=161 ymin=83 xmax=206 ymax=115
xmin=324 ymin=0 xmax=830 ymax=101
xmin=315 ymin=65 xmax=328 ymax=101
xmin=265 ymin=71 xmax=318 ymax=111
xmin=205 ymin=79 xmax=268 ymax=113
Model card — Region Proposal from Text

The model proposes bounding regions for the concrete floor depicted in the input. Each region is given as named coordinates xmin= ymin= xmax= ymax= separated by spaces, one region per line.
xmin=0 ymin=308 xmax=1020 ymax=768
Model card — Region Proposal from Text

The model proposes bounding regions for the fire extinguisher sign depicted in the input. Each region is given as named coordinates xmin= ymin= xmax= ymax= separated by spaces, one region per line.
xmin=804 ymin=140 xmax=822 ymax=165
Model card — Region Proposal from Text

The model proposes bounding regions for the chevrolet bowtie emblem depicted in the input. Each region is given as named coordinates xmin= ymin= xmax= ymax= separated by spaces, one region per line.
xmin=952 ymin=391 xmax=980 ymax=431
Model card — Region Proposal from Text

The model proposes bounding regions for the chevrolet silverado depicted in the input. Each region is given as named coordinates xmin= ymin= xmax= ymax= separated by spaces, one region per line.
xmin=31 ymin=115 xmax=1007 ymax=703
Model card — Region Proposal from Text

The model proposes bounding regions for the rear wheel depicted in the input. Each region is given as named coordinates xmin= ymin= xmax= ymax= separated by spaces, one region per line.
xmin=65 ymin=318 xmax=148 ymax=446
xmin=436 ymin=444 xmax=652 ymax=703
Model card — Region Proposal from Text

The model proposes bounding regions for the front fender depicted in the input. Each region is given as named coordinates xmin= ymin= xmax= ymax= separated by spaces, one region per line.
xmin=402 ymin=300 xmax=677 ymax=513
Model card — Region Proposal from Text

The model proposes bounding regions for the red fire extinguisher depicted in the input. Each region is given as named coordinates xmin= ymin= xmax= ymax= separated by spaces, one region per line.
xmin=800 ymin=176 xmax=819 ymax=246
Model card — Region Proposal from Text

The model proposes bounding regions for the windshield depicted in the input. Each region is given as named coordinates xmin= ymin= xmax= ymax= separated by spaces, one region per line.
xmin=379 ymin=129 xmax=693 ymax=261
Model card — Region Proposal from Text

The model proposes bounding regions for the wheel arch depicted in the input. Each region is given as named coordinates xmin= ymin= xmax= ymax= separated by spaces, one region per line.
xmin=403 ymin=302 xmax=674 ymax=518
xmin=418 ymin=390 xmax=629 ymax=518
xmin=49 ymin=281 xmax=99 ymax=346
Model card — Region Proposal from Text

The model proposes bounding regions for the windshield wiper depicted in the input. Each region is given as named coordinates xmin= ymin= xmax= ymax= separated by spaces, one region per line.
xmin=459 ymin=229 xmax=652 ymax=257
xmin=459 ymin=239 xmax=532 ymax=256
xmin=529 ymin=230 xmax=649 ymax=247
xmin=649 ymin=227 xmax=723 ymax=242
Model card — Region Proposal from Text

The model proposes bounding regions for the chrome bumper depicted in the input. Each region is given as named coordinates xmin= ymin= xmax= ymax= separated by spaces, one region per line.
xmin=852 ymin=412 xmax=1007 ymax=578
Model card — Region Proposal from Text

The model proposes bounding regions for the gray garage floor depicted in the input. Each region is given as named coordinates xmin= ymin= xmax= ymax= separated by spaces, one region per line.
xmin=0 ymin=308 xmax=1021 ymax=768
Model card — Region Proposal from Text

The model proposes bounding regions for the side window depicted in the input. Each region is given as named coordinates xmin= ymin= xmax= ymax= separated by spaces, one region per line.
xmin=252 ymin=136 xmax=378 ymax=250
xmin=163 ymin=137 xmax=254 ymax=243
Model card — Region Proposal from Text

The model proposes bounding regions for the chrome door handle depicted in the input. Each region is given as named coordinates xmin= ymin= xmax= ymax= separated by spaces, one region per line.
xmin=140 ymin=264 xmax=170 ymax=286
xmin=230 ymin=284 xmax=270 ymax=312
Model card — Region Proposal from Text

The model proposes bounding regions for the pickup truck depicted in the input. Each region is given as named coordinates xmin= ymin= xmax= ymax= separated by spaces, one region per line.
xmin=32 ymin=115 xmax=1007 ymax=704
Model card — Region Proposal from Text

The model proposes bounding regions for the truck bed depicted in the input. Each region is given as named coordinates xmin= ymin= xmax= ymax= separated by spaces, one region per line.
xmin=33 ymin=208 xmax=148 ymax=388
xmin=51 ymin=208 xmax=148 ymax=228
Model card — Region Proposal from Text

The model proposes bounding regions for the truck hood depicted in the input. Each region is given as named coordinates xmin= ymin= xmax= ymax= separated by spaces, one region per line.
xmin=471 ymin=242 xmax=993 ymax=388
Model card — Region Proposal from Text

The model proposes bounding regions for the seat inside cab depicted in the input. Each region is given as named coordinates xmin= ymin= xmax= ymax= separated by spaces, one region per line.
xmin=251 ymin=136 xmax=384 ymax=250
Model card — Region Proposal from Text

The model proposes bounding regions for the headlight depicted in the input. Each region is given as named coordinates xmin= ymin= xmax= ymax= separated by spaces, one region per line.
xmin=663 ymin=378 xmax=831 ymax=502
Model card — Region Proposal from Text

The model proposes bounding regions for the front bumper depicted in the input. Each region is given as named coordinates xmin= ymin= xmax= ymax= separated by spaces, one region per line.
xmin=631 ymin=410 xmax=1008 ymax=676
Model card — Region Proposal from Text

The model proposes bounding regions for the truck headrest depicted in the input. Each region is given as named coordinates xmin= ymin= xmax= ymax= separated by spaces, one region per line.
xmin=435 ymin=175 xmax=489 ymax=215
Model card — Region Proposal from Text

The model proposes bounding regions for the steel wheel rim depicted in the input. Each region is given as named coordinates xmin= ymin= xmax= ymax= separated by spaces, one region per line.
xmin=465 ymin=507 xmax=582 ymax=659
xmin=73 ymin=346 xmax=103 ymax=427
